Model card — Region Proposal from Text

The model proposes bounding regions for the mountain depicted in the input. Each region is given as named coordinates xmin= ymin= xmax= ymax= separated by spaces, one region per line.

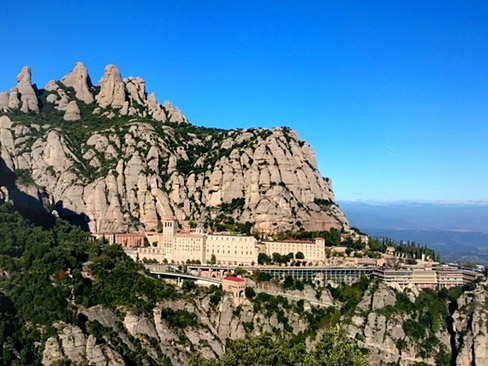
xmin=0 ymin=63 xmax=349 ymax=234
xmin=0 ymin=202 xmax=487 ymax=365
xmin=340 ymin=201 xmax=488 ymax=263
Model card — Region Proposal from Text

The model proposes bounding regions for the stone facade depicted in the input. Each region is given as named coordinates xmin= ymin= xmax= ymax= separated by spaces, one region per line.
xmin=222 ymin=276 xmax=247 ymax=302
xmin=92 ymin=232 xmax=145 ymax=247
xmin=374 ymin=265 xmax=481 ymax=290
xmin=122 ymin=218 xmax=329 ymax=265
xmin=262 ymin=238 xmax=326 ymax=264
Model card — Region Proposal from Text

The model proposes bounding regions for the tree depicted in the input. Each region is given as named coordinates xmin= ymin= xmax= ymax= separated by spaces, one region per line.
xmin=283 ymin=275 xmax=295 ymax=289
xmin=234 ymin=267 xmax=247 ymax=276
xmin=295 ymin=251 xmax=305 ymax=260
xmin=209 ymin=254 xmax=217 ymax=264
xmin=258 ymin=253 xmax=271 ymax=265
xmin=245 ymin=287 xmax=256 ymax=299
xmin=190 ymin=328 xmax=369 ymax=366
xmin=306 ymin=328 xmax=369 ymax=366
xmin=272 ymin=252 xmax=281 ymax=264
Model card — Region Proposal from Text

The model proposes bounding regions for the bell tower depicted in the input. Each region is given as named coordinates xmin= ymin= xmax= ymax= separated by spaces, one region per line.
xmin=162 ymin=217 xmax=177 ymax=237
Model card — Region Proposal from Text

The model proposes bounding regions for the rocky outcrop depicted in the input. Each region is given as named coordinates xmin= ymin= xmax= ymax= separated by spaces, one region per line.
xmin=0 ymin=63 xmax=349 ymax=233
xmin=61 ymin=62 xmax=94 ymax=104
xmin=42 ymin=323 xmax=125 ymax=366
xmin=0 ymin=92 xmax=8 ymax=112
xmin=452 ymin=282 xmax=488 ymax=366
xmin=0 ymin=63 xmax=187 ymax=123
xmin=37 ymin=281 xmax=488 ymax=366
xmin=95 ymin=64 xmax=126 ymax=109
xmin=0 ymin=115 xmax=348 ymax=233
xmin=0 ymin=66 xmax=39 ymax=113
xmin=16 ymin=66 xmax=39 ymax=113
xmin=41 ymin=289 xmax=313 ymax=366
xmin=63 ymin=101 xmax=81 ymax=121
xmin=347 ymin=282 xmax=452 ymax=366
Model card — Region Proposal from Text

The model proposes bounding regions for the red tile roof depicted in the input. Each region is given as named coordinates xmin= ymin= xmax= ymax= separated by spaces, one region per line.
xmin=223 ymin=276 xmax=245 ymax=282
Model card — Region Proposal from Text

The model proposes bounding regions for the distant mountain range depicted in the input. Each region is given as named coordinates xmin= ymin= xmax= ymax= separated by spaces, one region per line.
xmin=339 ymin=201 xmax=488 ymax=264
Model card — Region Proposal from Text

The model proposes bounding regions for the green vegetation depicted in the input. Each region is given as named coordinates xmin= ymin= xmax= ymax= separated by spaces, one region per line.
xmin=314 ymin=198 xmax=334 ymax=207
xmin=160 ymin=308 xmax=199 ymax=328
xmin=244 ymin=286 xmax=256 ymax=299
xmin=209 ymin=285 xmax=225 ymax=305
xmin=328 ymin=277 xmax=371 ymax=316
xmin=206 ymin=216 xmax=254 ymax=235
xmin=190 ymin=328 xmax=369 ymax=366
xmin=13 ymin=168 xmax=34 ymax=185
xmin=252 ymin=270 xmax=273 ymax=282
xmin=218 ymin=198 xmax=245 ymax=214
xmin=0 ymin=202 xmax=178 ymax=363
xmin=257 ymin=252 xmax=304 ymax=265
xmin=270 ymin=228 xmax=438 ymax=260
xmin=375 ymin=286 xmax=468 ymax=363
xmin=282 ymin=275 xmax=305 ymax=291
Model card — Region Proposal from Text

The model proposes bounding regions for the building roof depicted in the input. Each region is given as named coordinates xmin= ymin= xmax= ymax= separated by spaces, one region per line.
xmin=175 ymin=233 xmax=205 ymax=238
xmin=264 ymin=239 xmax=315 ymax=244
xmin=223 ymin=276 xmax=245 ymax=282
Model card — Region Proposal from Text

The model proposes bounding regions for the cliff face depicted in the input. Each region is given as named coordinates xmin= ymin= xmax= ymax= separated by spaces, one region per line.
xmin=0 ymin=63 xmax=349 ymax=234
xmin=452 ymin=284 xmax=488 ymax=365
xmin=40 ymin=281 xmax=488 ymax=366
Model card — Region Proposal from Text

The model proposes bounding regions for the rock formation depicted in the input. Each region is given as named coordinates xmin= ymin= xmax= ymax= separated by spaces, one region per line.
xmin=16 ymin=66 xmax=39 ymax=113
xmin=95 ymin=64 xmax=126 ymax=109
xmin=0 ymin=63 xmax=348 ymax=234
xmin=61 ymin=62 xmax=94 ymax=104
xmin=452 ymin=284 xmax=488 ymax=365
xmin=63 ymin=101 xmax=81 ymax=121
xmin=0 ymin=66 xmax=40 ymax=113
xmin=7 ymin=88 xmax=20 ymax=110
xmin=38 ymin=277 xmax=488 ymax=366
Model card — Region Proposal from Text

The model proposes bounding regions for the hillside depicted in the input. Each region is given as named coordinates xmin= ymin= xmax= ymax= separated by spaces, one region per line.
xmin=0 ymin=63 xmax=349 ymax=234
xmin=0 ymin=203 xmax=487 ymax=365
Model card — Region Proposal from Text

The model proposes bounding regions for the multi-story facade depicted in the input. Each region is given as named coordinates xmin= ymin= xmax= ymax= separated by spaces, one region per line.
xmin=206 ymin=234 xmax=258 ymax=265
xmin=373 ymin=268 xmax=412 ymax=287
xmin=126 ymin=218 xmax=260 ymax=265
xmin=112 ymin=217 xmax=327 ymax=265
xmin=262 ymin=238 xmax=326 ymax=264
xmin=374 ymin=265 xmax=481 ymax=289
xmin=411 ymin=268 xmax=438 ymax=289
xmin=92 ymin=232 xmax=145 ymax=247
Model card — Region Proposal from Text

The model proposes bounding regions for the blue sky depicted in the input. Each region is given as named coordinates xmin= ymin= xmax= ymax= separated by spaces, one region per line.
xmin=1 ymin=1 xmax=487 ymax=202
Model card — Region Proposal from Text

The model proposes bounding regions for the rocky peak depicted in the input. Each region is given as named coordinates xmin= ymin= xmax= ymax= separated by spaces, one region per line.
xmin=0 ymin=63 xmax=352 ymax=233
xmin=124 ymin=77 xmax=146 ymax=105
xmin=0 ymin=62 xmax=189 ymax=124
xmin=0 ymin=66 xmax=40 ymax=113
xmin=16 ymin=66 xmax=39 ymax=113
xmin=61 ymin=62 xmax=94 ymax=104
xmin=95 ymin=64 xmax=126 ymax=109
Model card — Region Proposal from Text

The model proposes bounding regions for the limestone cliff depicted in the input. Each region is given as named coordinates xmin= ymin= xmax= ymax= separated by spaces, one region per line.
xmin=40 ymin=279 xmax=488 ymax=366
xmin=0 ymin=63 xmax=349 ymax=234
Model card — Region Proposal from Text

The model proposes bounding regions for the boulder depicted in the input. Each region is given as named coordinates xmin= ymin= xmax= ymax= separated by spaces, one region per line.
xmin=63 ymin=101 xmax=81 ymax=121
